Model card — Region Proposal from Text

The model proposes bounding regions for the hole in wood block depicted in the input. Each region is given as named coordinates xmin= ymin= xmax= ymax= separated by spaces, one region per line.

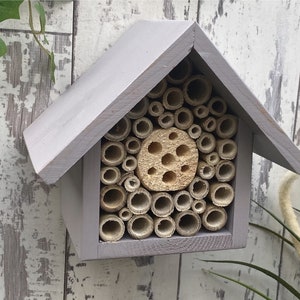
xmin=161 ymin=153 xmax=175 ymax=166
xmin=147 ymin=167 xmax=157 ymax=175
xmin=181 ymin=165 xmax=189 ymax=172
xmin=162 ymin=171 xmax=176 ymax=183
xmin=169 ymin=132 xmax=178 ymax=140
xmin=148 ymin=142 xmax=162 ymax=154
xmin=176 ymin=145 xmax=189 ymax=156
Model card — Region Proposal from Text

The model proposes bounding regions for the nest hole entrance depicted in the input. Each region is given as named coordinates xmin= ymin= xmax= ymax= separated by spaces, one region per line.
xmin=162 ymin=171 xmax=176 ymax=184
xmin=219 ymin=164 xmax=233 ymax=177
xmin=212 ymin=101 xmax=225 ymax=114
xmin=177 ymin=111 xmax=190 ymax=124
xmin=161 ymin=153 xmax=175 ymax=166
xmin=148 ymin=142 xmax=162 ymax=154
xmin=206 ymin=210 xmax=223 ymax=226
xmin=215 ymin=187 xmax=232 ymax=201
xmin=195 ymin=202 xmax=204 ymax=211
xmin=103 ymin=169 xmax=117 ymax=181
xmin=147 ymin=167 xmax=157 ymax=175
xmin=169 ymin=132 xmax=178 ymax=140
xmin=169 ymin=60 xmax=189 ymax=81
xmin=102 ymin=220 xmax=121 ymax=239
xmin=128 ymin=140 xmax=139 ymax=151
xmin=130 ymin=98 xmax=146 ymax=114
xmin=193 ymin=181 xmax=206 ymax=194
xmin=131 ymin=193 xmax=150 ymax=210
xmin=222 ymin=143 xmax=235 ymax=155
xmin=108 ymin=118 xmax=128 ymax=136
xmin=104 ymin=145 xmax=122 ymax=162
xmin=103 ymin=189 xmax=124 ymax=207
xmin=150 ymin=81 xmax=164 ymax=95
xmin=186 ymin=79 xmax=207 ymax=102
xmin=220 ymin=119 xmax=233 ymax=134
xmin=177 ymin=194 xmax=190 ymax=207
xmin=158 ymin=219 xmax=173 ymax=233
xmin=181 ymin=165 xmax=189 ymax=172
xmin=136 ymin=120 xmax=150 ymax=133
xmin=132 ymin=217 xmax=151 ymax=232
xmin=166 ymin=91 xmax=182 ymax=107
xmin=154 ymin=196 xmax=172 ymax=212
xmin=179 ymin=214 xmax=197 ymax=231
xmin=176 ymin=144 xmax=189 ymax=156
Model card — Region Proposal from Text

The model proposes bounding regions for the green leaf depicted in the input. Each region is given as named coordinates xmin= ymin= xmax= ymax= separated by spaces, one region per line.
xmin=204 ymin=269 xmax=272 ymax=300
xmin=252 ymin=200 xmax=300 ymax=243
xmin=34 ymin=2 xmax=46 ymax=34
xmin=0 ymin=0 xmax=24 ymax=22
xmin=249 ymin=222 xmax=295 ymax=247
xmin=49 ymin=51 xmax=56 ymax=83
xmin=202 ymin=259 xmax=300 ymax=299
xmin=0 ymin=37 xmax=7 ymax=56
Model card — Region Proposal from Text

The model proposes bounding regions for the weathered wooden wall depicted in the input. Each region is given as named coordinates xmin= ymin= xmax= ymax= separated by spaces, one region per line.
xmin=0 ymin=0 xmax=299 ymax=299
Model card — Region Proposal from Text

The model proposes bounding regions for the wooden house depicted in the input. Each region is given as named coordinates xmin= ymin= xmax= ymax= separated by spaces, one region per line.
xmin=23 ymin=21 xmax=300 ymax=260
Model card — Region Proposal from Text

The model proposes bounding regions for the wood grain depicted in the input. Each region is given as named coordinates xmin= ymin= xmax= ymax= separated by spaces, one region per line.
xmin=0 ymin=4 xmax=73 ymax=298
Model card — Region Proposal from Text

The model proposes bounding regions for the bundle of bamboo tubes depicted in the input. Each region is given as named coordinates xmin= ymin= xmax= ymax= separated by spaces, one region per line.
xmin=99 ymin=57 xmax=238 ymax=242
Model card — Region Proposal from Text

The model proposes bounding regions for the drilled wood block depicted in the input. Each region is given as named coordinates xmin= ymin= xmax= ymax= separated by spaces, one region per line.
xmin=137 ymin=127 xmax=198 ymax=191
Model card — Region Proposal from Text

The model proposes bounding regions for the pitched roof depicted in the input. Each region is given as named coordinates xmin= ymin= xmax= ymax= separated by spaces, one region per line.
xmin=24 ymin=21 xmax=300 ymax=184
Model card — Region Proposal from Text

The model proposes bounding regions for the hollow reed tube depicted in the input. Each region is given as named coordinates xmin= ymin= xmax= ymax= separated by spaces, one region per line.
xmin=132 ymin=117 xmax=153 ymax=139
xmin=127 ymin=187 xmax=152 ymax=215
xmin=173 ymin=190 xmax=193 ymax=212
xmin=202 ymin=204 xmax=228 ymax=231
xmin=197 ymin=161 xmax=215 ymax=180
xmin=100 ymin=185 xmax=127 ymax=212
xmin=151 ymin=192 xmax=174 ymax=217
xmin=216 ymin=114 xmax=238 ymax=139
xmin=118 ymin=207 xmax=133 ymax=222
xmin=174 ymin=107 xmax=194 ymax=130
xmin=104 ymin=116 xmax=131 ymax=141
xmin=200 ymin=116 xmax=217 ymax=132
xmin=209 ymin=182 xmax=234 ymax=207
xmin=183 ymin=75 xmax=212 ymax=106
xmin=158 ymin=112 xmax=175 ymax=129
xmin=207 ymin=97 xmax=227 ymax=117
xmin=193 ymin=104 xmax=209 ymax=119
xmin=148 ymin=101 xmax=164 ymax=117
xmin=162 ymin=87 xmax=184 ymax=110
xmin=122 ymin=155 xmax=138 ymax=172
xmin=215 ymin=160 xmax=236 ymax=182
xmin=101 ymin=141 xmax=126 ymax=166
xmin=192 ymin=199 xmax=207 ymax=215
xmin=166 ymin=57 xmax=192 ymax=85
xmin=188 ymin=124 xmax=202 ymax=139
xmin=196 ymin=132 xmax=216 ymax=154
xmin=147 ymin=78 xmax=167 ymax=99
xmin=125 ymin=136 xmax=141 ymax=155
xmin=124 ymin=174 xmax=140 ymax=192
xmin=201 ymin=152 xmax=220 ymax=166
xmin=174 ymin=210 xmax=201 ymax=237
xmin=100 ymin=166 xmax=121 ymax=185
xmin=216 ymin=139 xmax=237 ymax=160
xmin=188 ymin=176 xmax=209 ymax=199
xmin=127 ymin=214 xmax=154 ymax=239
xmin=126 ymin=97 xmax=149 ymax=119
xmin=154 ymin=216 xmax=176 ymax=238
xmin=99 ymin=214 xmax=125 ymax=242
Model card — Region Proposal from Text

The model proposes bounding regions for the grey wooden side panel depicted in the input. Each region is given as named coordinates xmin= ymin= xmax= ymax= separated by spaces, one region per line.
xmin=0 ymin=29 xmax=72 ymax=300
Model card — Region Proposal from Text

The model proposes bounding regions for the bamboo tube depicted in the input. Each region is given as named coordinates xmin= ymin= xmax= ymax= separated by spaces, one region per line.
xmin=162 ymin=87 xmax=184 ymax=110
xmin=132 ymin=117 xmax=153 ymax=139
xmin=196 ymin=132 xmax=216 ymax=154
xmin=209 ymin=182 xmax=234 ymax=207
xmin=154 ymin=216 xmax=176 ymax=238
xmin=215 ymin=160 xmax=236 ymax=182
xmin=166 ymin=57 xmax=192 ymax=85
xmin=147 ymin=78 xmax=167 ymax=99
xmin=188 ymin=124 xmax=202 ymax=139
xmin=174 ymin=210 xmax=201 ymax=236
xmin=100 ymin=185 xmax=127 ymax=212
xmin=216 ymin=139 xmax=237 ymax=160
xmin=101 ymin=141 xmax=126 ymax=166
xmin=118 ymin=207 xmax=133 ymax=222
xmin=188 ymin=177 xmax=209 ymax=199
xmin=200 ymin=116 xmax=217 ymax=132
xmin=183 ymin=75 xmax=212 ymax=106
xmin=207 ymin=97 xmax=227 ymax=117
xmin=99 ymin=214 xmax=125 ymax=242
xmin=124 ymin=174 xmax=140 ymax=192
xmin=104 ymin=116 xmax=131 ymax=141
xmin=192 ymin=199 xmax=207 ymax=214
xmin=125 ymin=136 xmax=141 ymax=155
xmin=174 ymin=107 xmax=194 ymax=130
xmin=127 ymin=187 xmax=152 ymax=215
xmin=202 ymin=204 xmax=227 ymax=231
xmin=173 ymin=190 xmax=193 ymax=211
xmin=151 ymin=192 xmax=174 ymax=217
xmin=127 ymin=214 xmax=154 ymax=239
xmin=148 ymin=101 xmax=164 ymax=117
xmin=193 ymin=104 xmax=209 ymax=119
xmin=157 ymin=111 xmax=175 ymax=129
xmin=100 ymin=166 xmax=121 ymax=185
xmin=122 ymin=155 xmax=137 ymax=172
xmin=127 ymin=97 xmax=149 ymax=119
xmin=216 ymin=114 xmax=238 ymax=139
xmin=201 ymin=151 xmax=220 ymax=166
xmin=197 ymin=161 xmax=215 ymax=180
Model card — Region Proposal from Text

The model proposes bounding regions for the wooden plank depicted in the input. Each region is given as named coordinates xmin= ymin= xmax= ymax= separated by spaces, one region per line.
xmin=0 ymin=27 xmax=72 ymax=299
xmin=179 ymin=1 xmax=300 ymax=299
xmin=64 ymin=0 xmax=199 ymax=298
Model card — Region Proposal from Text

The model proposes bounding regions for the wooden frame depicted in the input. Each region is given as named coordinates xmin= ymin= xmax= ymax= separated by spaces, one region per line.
xmin=61 ymin=118 xmax=252 ymax=260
